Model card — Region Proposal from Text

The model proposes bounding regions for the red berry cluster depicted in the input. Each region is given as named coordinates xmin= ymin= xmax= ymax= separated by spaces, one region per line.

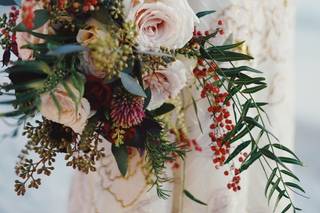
xmin=193 ymin=59 xmax=217 ymax=79
xmin=192 ymin=19 xmax=225 ymax=39
xmin=83 ymin=0 xmax=99 ymax=12
xmin=0 ymin=6 xmax=19 ymax=45
xmin=168 ymin=129 xmax=202 ymax=169
xmin=58 ymin=0 xmax=67 ymax=9
xmin=22 ymin=0 xmax=34 ymax=29
xmin=226 ymin=168 xmax=241 ymax=192
xmin=0 ymin=6 xmax=20 ymax=65
xmin=192 ymin=42 xmax=243 ymax=191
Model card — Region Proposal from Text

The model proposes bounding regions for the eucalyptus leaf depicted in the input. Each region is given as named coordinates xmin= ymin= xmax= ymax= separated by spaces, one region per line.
xmin=47 ymin=44 xmax=87 ymax=56
xmin=143 ymin=88 xmax=152 ymax=109
xmin=149 ymin=103 xmax=175 ymax=117
xmin=120 ymin=72 xmax=146 ymax=97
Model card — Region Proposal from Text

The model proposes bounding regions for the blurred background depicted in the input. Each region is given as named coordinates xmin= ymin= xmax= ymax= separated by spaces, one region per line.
xmin=0 ymin=0 xmax=319 ymax=212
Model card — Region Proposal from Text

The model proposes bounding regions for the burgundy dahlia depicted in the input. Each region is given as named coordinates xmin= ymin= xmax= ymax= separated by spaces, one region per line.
xmin=110 ymin=91 xmax=145 ymax=128
xmin=84 ymin=75 xmax=112 ymax=110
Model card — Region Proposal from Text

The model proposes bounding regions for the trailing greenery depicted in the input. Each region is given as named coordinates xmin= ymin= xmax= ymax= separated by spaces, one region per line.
xmin=145 ymin=133 xmax=186 ymax=199
xmin=193 ymin=35 xmax=305 ymax=212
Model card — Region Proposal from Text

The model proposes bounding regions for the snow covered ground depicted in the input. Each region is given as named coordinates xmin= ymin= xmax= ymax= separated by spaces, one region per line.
xmin=0 ymin=1 xmax=319 ymax=212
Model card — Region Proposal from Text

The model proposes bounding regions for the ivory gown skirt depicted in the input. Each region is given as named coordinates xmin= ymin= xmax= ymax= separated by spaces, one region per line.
xmin=68 ymin=0 xmax=295 ymax=212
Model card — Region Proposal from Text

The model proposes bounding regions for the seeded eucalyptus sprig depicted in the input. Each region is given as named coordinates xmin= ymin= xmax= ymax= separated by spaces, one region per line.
xmin=14 ymin=116 xmax=105 ymax=196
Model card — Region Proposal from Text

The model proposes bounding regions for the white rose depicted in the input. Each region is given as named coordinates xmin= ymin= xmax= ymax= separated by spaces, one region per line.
xmin=143 ymin=60 xmax=188 ymax=110
xmin=40 ymin=82 xmax=91 ymax=134
xmin=126 ymin=0 xmax=199 ymax=50
xmin=76 ymin=19 xmax=107 ymax=78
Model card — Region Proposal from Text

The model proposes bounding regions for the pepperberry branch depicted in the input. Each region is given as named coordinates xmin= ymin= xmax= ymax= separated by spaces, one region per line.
xmin=197 ymin=41 xmax=305 ymax=212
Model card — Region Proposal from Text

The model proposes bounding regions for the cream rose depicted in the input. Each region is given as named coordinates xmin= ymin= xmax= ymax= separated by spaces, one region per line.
xmin=39 ymin=82 xmax=91 ymax=134
xmin=126 ymin=0 xmax=199 ymax=50
xmin=143 ymin=60 xmax=189 ymax=110
xmin=76 ymin=19 xmax=107 ymax=78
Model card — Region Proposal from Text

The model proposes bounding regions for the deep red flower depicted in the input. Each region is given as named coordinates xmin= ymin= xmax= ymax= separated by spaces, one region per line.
xmin=84 ymin=75 xmax=112 ymax=110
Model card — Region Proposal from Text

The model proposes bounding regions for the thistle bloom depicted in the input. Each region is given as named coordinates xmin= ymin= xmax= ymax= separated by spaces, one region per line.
xmin=110 ymin=91 xmax=145 ymax=128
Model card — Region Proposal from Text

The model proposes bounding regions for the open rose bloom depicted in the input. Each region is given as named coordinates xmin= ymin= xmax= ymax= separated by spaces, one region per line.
xmin=40 ymin=82 xmax=91 ymax=134
xmin=126 ymin=0 xmax=199 ymax=50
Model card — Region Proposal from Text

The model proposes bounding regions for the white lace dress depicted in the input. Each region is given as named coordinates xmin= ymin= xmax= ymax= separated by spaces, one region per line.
xmin=68 ymin=0 xmax=295 ymax=212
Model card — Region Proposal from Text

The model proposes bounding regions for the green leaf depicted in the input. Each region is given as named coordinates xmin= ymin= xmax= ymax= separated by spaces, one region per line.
xmin=47 ymin=44 xmax=87 ymax=56
xmin=268 ymin=178 xmax=281 ymax=203
xmin=202 ymin=47 xmax=254 ymax=62
xmin=274 ymin=190 xmax=286 ymax=212
xmin=218 ymin=66 xmax=262 ymax=77
xmin=224 ymin=85 xmax=242 ymax=103
xmin=281 ymin=170 xmax=300 ymax=182
xmin=230 ymin=123 xmax=254 ymax=143
xmin=285 ymin=182 xmax=305 ymax=193
xmin=278 ymin=157 xmax=303 ymax=166
xmin=183 ymin=190 xmax=207 ymax=206
xmin=144 ymin=88 xmax=152 ymax=109
xmin=6 ymin=60 xmax=51 ymax=75
xmin=71 ymin=72 xmax=85 ymax=97
xmin=243 ymin=116 xmax=279 ymax=141
xmin=120 ymin=72 xmax=146 ymax=97
xmin=192 ymin=97 xmax=203 ymax=134
xmin=242 ymin=85 xmax=267 ymax=94
xmin=234 ymin=75 xmax=266 ymax=85
xmin=240 ymin=150 xmax=262 ymax=172
xmin=27 ymin=30 xmax=74 ymax=42
xmin=196 ymin=10 xmax=216 ymax=18
xmin=225 ymin=140 xmax=251 ymax=164
xmin=207 ymin=41 xmax=245 ymax=52
xmin=0 ymin=110 xmax=24 ymax=117
xmin=50 ymin=92 xmax=61 ymax=115
xmin=265 ymin=168 xmax=277 ymax=196
xmin=149 ymin=103 xmax=175 ymax=117
xmin=281 ymin=204 xmax=292 ymax=213
xmin=111 ymin=144 xmax=128 ymax=177
xmin=272 ymin=144 xmax=301 ymax=161
xmin=15 ymin=9 xmax=49 ymax=31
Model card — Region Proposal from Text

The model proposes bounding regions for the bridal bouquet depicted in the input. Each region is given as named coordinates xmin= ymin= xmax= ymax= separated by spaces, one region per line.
xmin=0 ymin=0 xmax=305 ymax=212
